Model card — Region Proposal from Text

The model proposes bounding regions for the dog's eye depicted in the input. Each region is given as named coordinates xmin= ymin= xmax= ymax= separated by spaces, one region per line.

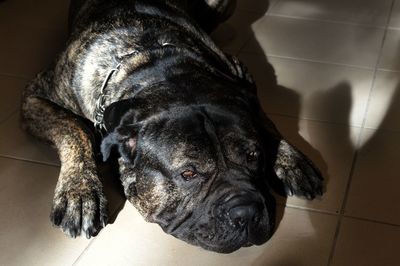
xmin=247 ymin=151 xmax=259 ymax=163
xmin=181 ymin=170 xmax=198 ymax=181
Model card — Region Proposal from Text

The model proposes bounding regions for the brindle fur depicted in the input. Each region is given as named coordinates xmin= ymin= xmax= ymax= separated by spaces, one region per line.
xmin=21 ymin=0 xmax=323 ymax=252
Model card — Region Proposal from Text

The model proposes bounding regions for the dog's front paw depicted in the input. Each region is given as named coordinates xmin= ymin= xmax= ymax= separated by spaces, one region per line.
xmin=50 ymin=171 xmax=108 ymax=239
xmin=225 ymin=54 xmax=255 ymax=85
xmin=274 ymin=140 xmax=323 ymax=200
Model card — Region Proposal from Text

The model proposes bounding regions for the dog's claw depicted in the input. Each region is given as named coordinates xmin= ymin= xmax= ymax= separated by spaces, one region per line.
xmin=285 ymin=186 xmax=293 ymax=196
xmin=274 ymin=140 xmax=324 ymax=199
xmin=85 ymin=227 xmax=96 ymax=239
xmin=101 ymin=217 xmax=107 ymax=228
xmin=50 ymin=172 xmax=108 ymax=239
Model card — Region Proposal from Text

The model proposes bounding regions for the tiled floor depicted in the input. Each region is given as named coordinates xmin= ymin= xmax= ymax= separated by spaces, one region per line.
xmin=0 ymin=0 xmax=399 ymax=265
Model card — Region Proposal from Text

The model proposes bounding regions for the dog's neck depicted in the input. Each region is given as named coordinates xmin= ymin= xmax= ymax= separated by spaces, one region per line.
xmin=93 ymin=43 xmax=178 ymax=132
xmin=94 ymin=43 xmax=251 ymax=133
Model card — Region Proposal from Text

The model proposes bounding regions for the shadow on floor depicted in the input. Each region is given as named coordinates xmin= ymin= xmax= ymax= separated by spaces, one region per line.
xmin=210 ymin=0 xmax=371 ymax=263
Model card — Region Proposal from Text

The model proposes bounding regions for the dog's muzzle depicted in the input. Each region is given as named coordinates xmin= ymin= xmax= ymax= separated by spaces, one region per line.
xmin=218 ymin=192 xmax=268 ymax=245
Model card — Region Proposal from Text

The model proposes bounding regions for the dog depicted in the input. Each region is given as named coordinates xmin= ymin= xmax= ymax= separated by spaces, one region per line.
xmin=21 ymin=0 xmax=323 ymax=253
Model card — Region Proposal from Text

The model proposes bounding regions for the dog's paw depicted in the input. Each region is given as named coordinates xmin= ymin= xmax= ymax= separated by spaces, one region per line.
xmin=225 ymin=54 xmax=255 ymax=85
xmin=50 ymin=172 xmax=108 ymax=239
xmin=274 ymin=140 xmax=323 ymax=200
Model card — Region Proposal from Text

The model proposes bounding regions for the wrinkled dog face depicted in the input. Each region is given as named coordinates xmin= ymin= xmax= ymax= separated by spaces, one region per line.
xmin=106 ymin=105 xmax=275 ymax=253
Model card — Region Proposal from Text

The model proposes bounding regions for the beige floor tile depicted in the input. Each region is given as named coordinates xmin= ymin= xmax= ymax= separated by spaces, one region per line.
xmin=236 ymin=0 xmax=278 ymax=14
xmin=0 ymin=157 xmax=91 ymax=266
xmin=270 ymin=0 xmax=392 ymax=27
xmin=389 ymin=0 xmax=400 ymax=29
xmin=378 ymin=29 xmax=400 ymax=71
xmin=0 ymin=25 xmax=66 ymax=78
xmin=1 ymin=0 xmax=398 ymax=265
xmin=0 ymin=0 xmax=69 ymax=31
xmin=364 ymin=70 xmax=400 ymax=132
xmin=331 ymin=217 xmax=400 ymax=266
xmin=242 ymin=15 xmax=385 ymax=68
xmin=268 ymin=115 xmax=358 ymax=213
xmin=0 ymin=116 xmax=124 ymax=218
xmin=0 ymin=76 xmax=27 ymax=122
xmin=238 ymin=54 xmax=374 ymax=127
xmin=345 ymin=129 xmax=400 ymax=225
xmin=0 ymin=112 xmax=59 ymax=166
xmin=76 ymin=203 xmax=337 ymax=266
xmin=249 ymin=208 xmax=337 ymax=266
xmin=212 ymin=11 xmax=264 ymax=54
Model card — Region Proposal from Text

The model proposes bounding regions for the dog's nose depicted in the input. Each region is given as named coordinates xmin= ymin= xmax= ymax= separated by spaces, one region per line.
xmin=223 ymin=194 xmax=263 ymax=229
xmin=228 ymin=203 xmax=259 ymax=227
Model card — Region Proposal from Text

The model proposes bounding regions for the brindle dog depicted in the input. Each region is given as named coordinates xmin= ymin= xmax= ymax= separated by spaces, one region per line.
xmin=21 ymin=0 xmax=323 ymax=253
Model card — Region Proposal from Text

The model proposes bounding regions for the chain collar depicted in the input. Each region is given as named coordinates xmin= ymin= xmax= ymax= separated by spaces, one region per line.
xmin=93 ymin=43 xmax=253 ymax=133
xmin=93 ymin=41 xmax=182 ymax=132
xmin=93 ymin=50 xmax=140 ymax=132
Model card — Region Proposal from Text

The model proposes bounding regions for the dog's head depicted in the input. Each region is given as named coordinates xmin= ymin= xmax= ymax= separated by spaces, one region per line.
xmin=100 ymin=79 xmax=321 ymax=253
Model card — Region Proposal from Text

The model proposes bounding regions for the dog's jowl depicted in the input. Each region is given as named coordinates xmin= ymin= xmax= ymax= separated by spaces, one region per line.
xmin=21 ymin=0 xmax=323 ymax=253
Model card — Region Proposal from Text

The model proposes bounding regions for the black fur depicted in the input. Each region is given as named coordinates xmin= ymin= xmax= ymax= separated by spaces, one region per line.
xmin=21 ymin=0 xmax=323 ymax=253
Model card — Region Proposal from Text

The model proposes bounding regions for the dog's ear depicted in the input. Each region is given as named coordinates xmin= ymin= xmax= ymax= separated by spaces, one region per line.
xmin=103 ymin=99 xmax=137 ymax=132
xmin=101 ymin=124 xmax=138 ymax=162
xmin=101 ymin=99 xmax=143 ymax=162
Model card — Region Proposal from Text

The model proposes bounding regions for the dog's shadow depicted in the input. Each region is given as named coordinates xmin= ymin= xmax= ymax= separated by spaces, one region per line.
xmin=213 ymin=0 xmax=400 ymax=263
xmin=97 ymin=157 xmax=126 ymax=224
xmin=210 ymin=0 xmax=356 ymax=260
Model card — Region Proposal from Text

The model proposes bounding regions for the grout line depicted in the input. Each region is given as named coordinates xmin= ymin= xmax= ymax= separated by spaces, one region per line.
xmin=234 ymin=0 xmax=282 ymax=55
xmin=376 ymin=67 xmax=400 ymax=73
xmin=284 ymin=204 xmax=400 ymax=228
xmin=0 ymin=112 xmax=61 ymax=167
xmin=280 ymin=203 xmax=339 ymax=216
xmin=387 ymin=26 xmax=400 ymax=30
xmin=266 ymin=13 xmax=388 ymax=30
xmin=266 ymin=112 xmax=364 ymax=128
xmin=268 ymin=112 xmax=400 ymax=133
xmin=0 ymin=154 xmax=60 ymax=168
xmin=361 ymin=125 xmax=400 ymax=133
xmin=279 ymin=202 xmax=400 ymax=227
xmin=0 ymin=73 xmax=31 ymax=80
xmin=267 ymin=0 xmax=282 ymax=13
xmin=327 ymin=1 xmax=397 ymax=265
xmin=72 ymin=201 xmax=127 ymax=265
xmin=239 ymin=51 xmax=378 ymax=71
xmin=343 ymin=215 xmax=400 ymax=228
xmin=235 ymin=9 xmax=264 ymax=15
xmin=266 ymin=54 xmax=377 ymax=71
xmin=72 ymin=238 xmax=96 ymax=266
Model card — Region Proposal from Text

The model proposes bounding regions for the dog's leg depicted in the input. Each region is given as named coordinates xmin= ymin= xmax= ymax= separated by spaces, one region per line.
xmin=260 ymin=115 xmax=323 ymax=199
xmin=21 ymin=72 xmax=107 ymax=238
xmin=188 ymin=0 xmax=237 ymax=32
xmin=273 ymin=140 xmax=323 ymax=199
